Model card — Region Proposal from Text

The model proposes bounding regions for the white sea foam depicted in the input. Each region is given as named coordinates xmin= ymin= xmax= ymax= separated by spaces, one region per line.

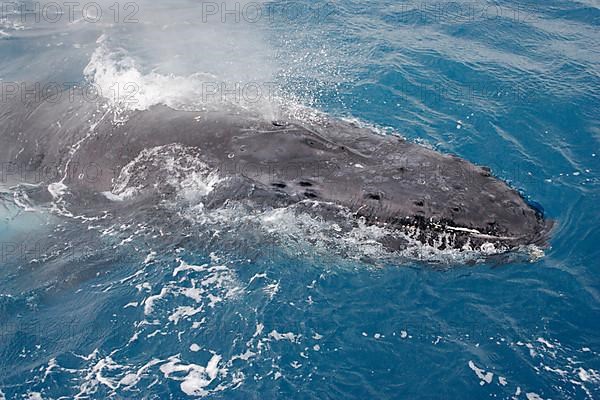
xmin=160 ymin=355 xmax=226 ymax=397
xmin=11 ymin=189 xmax=37 ymax=212
xmin=525 ymin=393 xmax=543 ymax=400
xmin=144 ymin=257 xmax=240 ymax=321
xmin=52 ymin=252 xmax=247 ymax=398
xmin=190 ymin=344 xmax=201 ymax=352
xmin=144 ymin=287 xmax=170 ymax=315
xmin=109 ymin=144 xmax=222 ymax=201
xmin=467 ymin=334 xmax=600 ymax=400
xmin=536 ymin=337 xmax=554 ymax=348
xmin=468 ymin=360 xmax=494 ymax=385
xmin=47 ymin=182 xmax=68 ymax=199
xmin=255 ymin=203 xmax=512 ymax=264
xmin=268 ymin=330 xmax=301 ymax=343
xmin=578 ymin=368 xmax=600 ymax=383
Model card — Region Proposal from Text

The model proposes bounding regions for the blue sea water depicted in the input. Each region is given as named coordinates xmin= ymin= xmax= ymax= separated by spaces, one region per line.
xmin=0 ymin=0 xmax=599 ymax=399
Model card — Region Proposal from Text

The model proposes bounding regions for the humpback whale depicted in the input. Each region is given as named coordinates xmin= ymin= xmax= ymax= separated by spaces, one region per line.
xmin=0 ymin=90 xmax=551 ymax=256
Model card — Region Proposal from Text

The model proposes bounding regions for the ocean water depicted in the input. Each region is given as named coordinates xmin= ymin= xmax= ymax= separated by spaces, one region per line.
xmin=1 ymin=0 xmax=599 ymax=399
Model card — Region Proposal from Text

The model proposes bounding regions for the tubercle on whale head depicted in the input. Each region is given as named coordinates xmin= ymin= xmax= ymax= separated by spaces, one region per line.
xmin=342 ymin=186 xmax=553 ymax=251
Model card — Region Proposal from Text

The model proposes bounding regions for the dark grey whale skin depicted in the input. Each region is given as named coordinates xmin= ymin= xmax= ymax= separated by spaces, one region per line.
xmin=0 ymin=93 xmax=551 ymax=252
